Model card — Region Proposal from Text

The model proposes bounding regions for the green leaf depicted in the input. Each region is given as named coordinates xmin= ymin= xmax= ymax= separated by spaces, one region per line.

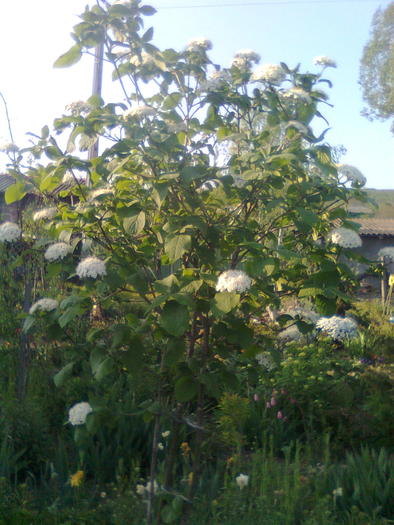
xmin=5 ymin=182 xmax=26 ymax=204
xmin=212 ymin=292 xmax=240 ymax=315
xmin=54 ymin=362 xmax=74 ymax=387
xmin=143 ymin=27 xmax=154 ymax=42
xmin=123 ymin=211 xmax=146 ymax=235
xmin=94 ymin=357 xmax=115 ymax=381
xmin=54 ymin=45 xmax=82 ymax=68
xmin=159 ymin=301 xmax=189 ymax=337
xmin=22 ymin=316 xmax=35 ymax=333
xmin=164 ymin=234 xmax=191 ymax=262
xmin=140 ymin=5 xmax=157 ymax=15
xmin=174 ymin=376 xmax=198 ymax=402
xmin=180 ymin=166 xmax=207 ymax=183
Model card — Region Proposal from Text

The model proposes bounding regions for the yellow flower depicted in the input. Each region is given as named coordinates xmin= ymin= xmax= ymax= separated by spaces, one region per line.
xmin=70 ymin=470 xmax=84 ymax=487
xmin=180 ymin=442 xmax=191 ymax=457
xmin=326 ymin=370 xmax=335 ymax=376
xmin=389 ymin=274 xmax=394 ymax=287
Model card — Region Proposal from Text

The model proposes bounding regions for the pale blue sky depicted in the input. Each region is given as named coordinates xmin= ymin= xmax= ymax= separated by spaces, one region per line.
xmin=0 ymin=0 xmax=392 ymax=188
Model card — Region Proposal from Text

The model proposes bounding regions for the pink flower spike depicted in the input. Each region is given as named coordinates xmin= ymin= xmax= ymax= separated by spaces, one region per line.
xmin=253 ymin=394 xmax=260 ymax=402
xmin=270 ymin=397 xmax=277 ymax=406
xmin=277 ymin=410 xmax=284 ymax=419
xmin=266 ymin=401 xmax=271 ymax=409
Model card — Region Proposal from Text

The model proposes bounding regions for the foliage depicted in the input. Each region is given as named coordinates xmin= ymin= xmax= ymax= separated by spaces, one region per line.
xmin=359 ymin=2 xmax=394 ymax=133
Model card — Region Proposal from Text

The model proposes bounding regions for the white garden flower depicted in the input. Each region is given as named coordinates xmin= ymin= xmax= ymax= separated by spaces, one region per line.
xmin=282 ymin=87 xmax=312 ymax=104
xmin=235 ymin=473 xmax=249 ymax=489
xmin=68 ymin=402 xmax=93 ymax=426
xmin=216 ymin=270 xmax=252 ymax=293
xmin=256 ymin=352 xmax=276 ymax=370
xmin=76 ymin=257 xmax=107 ymax=279
xmin=328 ymin=227 xmax=362 ymax=248
xmin=313 ymin=56 xmax=337 ymax=68
xmin=378 ymin=247 xmax=394 ymax=262
xmin=29 ymin=298 xmax=59 ymax=315
xmin=65 ymin=100 xmax=92 ymax=115
xmin=337 ymin=164 xmax=366 ymax=187
xmin=135 ymin=484 xmax=146 ymax=496
xmin=201 ymin=70 xmax=231 ymax=91
xmin=0 ymin=222 xmax=21 ymax=242
xmin=232 ymin=49 xmax=260 ymax=70
xmin=332 ymin=487 xmax=343 ymax=497
xmin=122 ymin=105 xmax=155 ymax=119
xmin=186 ymin=37 xmax=212 ymax=52
xmin=316 ymin=316 xmax=358 ymax=341
xmin=251 ymin=64 xmax=285 ymax=84
xmin=33 ymin=207 xmax=57 ymax=221
xmin=161 ymin=430 xmax=170 ymax=438
xmin=278 ymin=325 xmax=303 ymax=342
xmin=0 ymin=142 xmax=18 ymax=153
xmin=44 ymin=242 xmax=72 ymax=262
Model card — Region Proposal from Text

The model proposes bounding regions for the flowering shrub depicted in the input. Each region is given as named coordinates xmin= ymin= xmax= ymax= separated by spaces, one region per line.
xmin=68 ymin=402 xmax=93 ymax=426
xmin=0 ymin=222 xmax=21 ymax=243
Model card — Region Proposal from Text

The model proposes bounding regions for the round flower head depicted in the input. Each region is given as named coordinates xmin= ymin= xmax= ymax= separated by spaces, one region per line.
xmin=65 ymin=100 xmax=92 ymax=116
xmin=328 ymin=227 xmax=362 ymax=248
xmin=313 ymin=56 xmax=337 ymax=68
xmin=44 ymin=242 xmax=72 ymax=262
xmin=316 ymin=316 xmax=358 ymax=341
xmin=282 ymin=87 xmax=312 ymax=104
xmin=0 ymin=222 xmax=21 ymax=242
xmin=278 ymin=325 xmax=303 ymax=343
xmin=251 ymin=63 xmax=286 ymax=84
xmin=201 ymin=70 xmax=231 ymax=91
xmin=232 ymin=49 xmax=260 ymax=70
xmin=378 ymin=246 xmax=394 ymax=262
xmin=0 ymin=142 xmax=18 ymax=153
xmin=186 ymin=37 xmax=212 ymax=53
xmin=235 ymin=473 xmax=249 ymax=489
xmin=256 ymin=352 xmax=275 ymax=370
xmin=33 ymin=207 xmax=57 ymax=222
xmin=29 ymin=298 xmax=59 ymax=315
xmin=123 ymin=105 xmax=155 ymax=120
xmin=76 ymin=257 xmax=106 ymax=279
xmin=216 ymin=270 xmax=252 ymax=293
xmin=68 ymin=402 xmax=93 ymax=426
xmin=337 ymin=164 xmax=366 ymax=187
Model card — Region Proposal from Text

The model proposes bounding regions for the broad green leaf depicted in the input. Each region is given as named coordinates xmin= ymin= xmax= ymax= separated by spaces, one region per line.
xmin=159 ymin=300 xmax=189 ymax=337
xmin=212 ymin=292 xmax=240 ymax=315
xmin=54 ymin=362 xmax=74 ymax=387
xmin=123 ymin=211 xmax=145 ymax=235
xmin=164 ymin=234 xmax=191 ymax=262
xmin=180 ymin=166 xmax=207 ymax=183
xmin=174 ymin=376 xmax=198 ymax=402
xmin=22 ymin=316 xmax=35 ymax=333
xmin=5 ymin=182 xmax=26 ymax=204
xmin=94 ymin=357 xmax=115 ymax=381
xmin=54 ymin=45 xmax=82 ymax=68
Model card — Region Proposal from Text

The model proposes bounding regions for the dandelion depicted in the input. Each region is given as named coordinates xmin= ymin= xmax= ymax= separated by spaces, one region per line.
xmin=44 ymin=242 xmax=72 ymax=262
xmin=122 ymin=105 xmax=155 ymax=119
xmin=70 ymin=470 xmax=84 ymax=487
xmin=216 ymin=270 xmax=252 ymax=293
xmin=68 ymin=402 xmax=93 ymax=426
xmin=328 ymin=227 xmax=362 ymax=248
xmin=313 ymin=56 xmax=337 ymax=68
xmin=76 ymin=257 xmax=106 ymax=279
xmin=251 ymin=63 xmax=285 ymax=84
xmin=186 ymin=37 xmax=212 ymax=52
xmin=337 ymin=163 xmax=366 ymax=187
xmin=0 ymin=222 xmax=21 ymax=242
xmin=316 ymin=316 xmax=358 ymax=341
xmin=33 ymin=207 xmax=57 ymax=222
xmin=29 ymin=298 xmax=58 ymax=315
xmin=235 ymin=473 xmax=249 ymax=489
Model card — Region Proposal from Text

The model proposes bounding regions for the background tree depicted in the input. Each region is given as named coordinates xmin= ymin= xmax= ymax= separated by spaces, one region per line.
xmin=359 ymin=2 xmax=394 ymax=133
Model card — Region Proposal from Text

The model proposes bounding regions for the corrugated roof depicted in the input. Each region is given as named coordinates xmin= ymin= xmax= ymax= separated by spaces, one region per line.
xmin=0 ymin=174 xmax=16 ymax=192
xmin=356 ymin=218 xmax=394 ymax=237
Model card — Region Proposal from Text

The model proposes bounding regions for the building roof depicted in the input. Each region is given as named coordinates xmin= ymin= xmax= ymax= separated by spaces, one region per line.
xmin=356 ymin=218 xmax=394 ymax=237
xmin=0 ymin=174 xmax=18 ymax=193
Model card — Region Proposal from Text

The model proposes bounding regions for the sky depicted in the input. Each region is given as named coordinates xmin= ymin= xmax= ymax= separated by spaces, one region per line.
xmin=0 ymin=0 xmax=392 ymax=189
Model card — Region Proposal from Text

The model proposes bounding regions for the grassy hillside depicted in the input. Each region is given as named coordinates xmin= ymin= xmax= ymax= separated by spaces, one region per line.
xmin=363 ymin=189 xmax=394 ymax=217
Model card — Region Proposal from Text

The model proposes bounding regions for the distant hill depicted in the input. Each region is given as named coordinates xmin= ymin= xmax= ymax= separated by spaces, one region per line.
xmin=364 ymin=189 xmax=394 ymax=218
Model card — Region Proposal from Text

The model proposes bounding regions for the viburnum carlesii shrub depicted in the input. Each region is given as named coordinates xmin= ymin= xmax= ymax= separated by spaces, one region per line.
xmin=32 ymin=207 xmax=57 ymax=221
xmin=328 ymin=227 xmax=362 ymax=248
xmin=378 ymin=247 xmax=394 ymax=262
xmin=0 ymin=222 xmax=21 ymax=242
xmin=316 ymin=316 xmax=358 ymax=341
xmin=29 ymin=298 xmax=59 ymax=315
xmin=44 ymin=242 xmax=72 ymax=262
xmin=216 ymin=270 xmax=252 ymax=293
xmin=68 ymin=402 xmax=93 ymax=426
xmin=76 ymin=257 xmax=106 ymax=279
xmin=313 ymin=56 xmax=337 ymax=68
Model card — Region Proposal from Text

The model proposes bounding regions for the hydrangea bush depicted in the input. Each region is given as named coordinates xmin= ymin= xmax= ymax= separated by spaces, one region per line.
xmin=1 ymin=1 xmax=369 ymax=521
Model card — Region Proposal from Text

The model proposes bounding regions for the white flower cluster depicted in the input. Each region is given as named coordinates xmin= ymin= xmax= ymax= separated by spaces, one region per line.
xmin=316 ymin=316 xmax=358 ymax=341
xmin=378 ymin=247 xmax=394 ymax=262
xmin=44 ymin=242 xmax=72 ymax=262
xmin=328 ymin=227 xmax=362 ymax=248
xmin=232 ymin=49 xmax=260 ymax=70
xmin=251 ymin=64 xmax=285 ymax=84
xmin=130 ymin=51 xmax=156 ymax=67
xmin=278 ymin=325 xmax=303 ymax=343
xmin=76 ymin=257 xmax=107 ymax=279
xmin=282 ymin=87 xmax=312 ymax=104
xmin=33 ymin=207 xmax=57 ymax=222
xmin=0 ymin=222 xmax=21 ymax=242
xmin=186 ymin=37 xmax=212 ymax=52
xmin=235 ymin=473 xmax=249 ymax=489
xmin=29 ymin=298 xmax=59 ymax=315
xmin=123 ymin=105 xmax=156 ymax=119
xmin=0 ymin=142 xmax=18 ymax=153
xmin=313 ymin=56 xmax=337 ymax=68
xmin=65 ymin=101 xmax=92 ymax=116
xmin=216 ymin=270 xmax=252 ymax=293
xmin=201 ymin=70 xmax=231 ymax=91
xmin=136 ymin=480 xmax=159 ymax=496
xmin=68 ymin=402 xmax=93 ymax=426
xmin=256 ymin=352 xmax=276 ymax=370
xmin=337 ymin=164 xmax=366 ymax=187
